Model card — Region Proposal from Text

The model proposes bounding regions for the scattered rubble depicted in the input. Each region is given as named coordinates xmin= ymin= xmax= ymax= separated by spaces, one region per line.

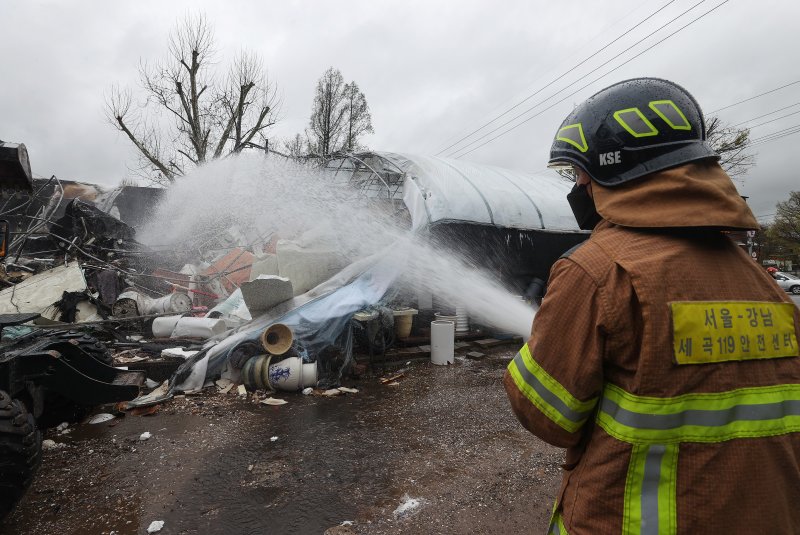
xmin=0 ymin=169 xmax=528 ymax=416
xmin=260 ymin=397 xmax=288 ymax=406
xmin=88 ymin=413 xmax=115 ymax=424
xmin=0 ymin=164 xmax=538 ymax=532
xmin=146 ymin=520 xmax=165 ymax=533
xmin=393 ymin=495 xmax=424 ymax=519
xmin=41 ymin=439 xmax=65 ymax=450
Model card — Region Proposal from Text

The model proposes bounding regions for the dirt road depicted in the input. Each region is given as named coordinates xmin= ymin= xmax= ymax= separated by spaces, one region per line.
xmin=1 ymin=348 xmax=561 ymax=535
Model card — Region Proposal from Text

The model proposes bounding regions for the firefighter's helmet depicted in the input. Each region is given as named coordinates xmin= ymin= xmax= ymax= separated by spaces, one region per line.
xmin=548 ymin=78 xmax=718 ymax=187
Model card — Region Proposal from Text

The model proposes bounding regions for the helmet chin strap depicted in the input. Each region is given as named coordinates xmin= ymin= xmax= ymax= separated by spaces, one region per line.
xmin=567 ymin=183 xmax=602 ymax=230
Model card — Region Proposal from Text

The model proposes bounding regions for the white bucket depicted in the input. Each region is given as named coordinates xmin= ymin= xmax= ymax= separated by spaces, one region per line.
xmin=267 ymin=356 xmax=318 ymax=391
xmin=431 ymin=320 xmax=454 ymax=365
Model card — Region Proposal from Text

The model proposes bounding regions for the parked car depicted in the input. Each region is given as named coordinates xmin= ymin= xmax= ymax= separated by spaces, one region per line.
xmin=773 ymin=271 xmax=800 ymax=295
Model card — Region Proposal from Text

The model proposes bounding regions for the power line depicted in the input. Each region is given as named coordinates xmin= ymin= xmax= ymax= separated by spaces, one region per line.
xmin=434 ymin=0 xmax=680 ymax=157
xmin=751 ymin=129 xmax=800 ymax=148
xmin=730 ymin=102 xmax=800 ymax=127
xmin=451 ymin=0 xmax=729 ymax=159
xmin=746 ymin=110 xmax=800 ymax=130
xmin=708 ymin=80 xmax=800 ymax=115
xmin=751 ymin=123 xmax=800 ymax=142
xmin=432 ymin=2 xmax=656 ymax=153
xmin=749 ymin=123 xmax=800 ymax=148
xmin=447 ymin=0 xmax=715 ymax=159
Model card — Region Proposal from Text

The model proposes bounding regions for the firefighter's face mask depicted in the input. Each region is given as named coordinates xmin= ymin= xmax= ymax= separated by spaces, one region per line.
xmin=567 ymin=183 xmax=602 ymax=230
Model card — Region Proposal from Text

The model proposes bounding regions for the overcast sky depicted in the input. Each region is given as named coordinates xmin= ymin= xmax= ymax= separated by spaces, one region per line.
xmin=1 ymin=0 xmax=797 ymax=220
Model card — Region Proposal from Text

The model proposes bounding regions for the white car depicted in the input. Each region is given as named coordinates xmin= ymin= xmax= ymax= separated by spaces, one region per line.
xmin=773 ymin=272 xmax=800 ymax=295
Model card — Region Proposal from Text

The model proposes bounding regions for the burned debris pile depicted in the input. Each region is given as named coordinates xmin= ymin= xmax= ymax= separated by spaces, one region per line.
xmin=0 ymin=177 xmax=451 ymax=413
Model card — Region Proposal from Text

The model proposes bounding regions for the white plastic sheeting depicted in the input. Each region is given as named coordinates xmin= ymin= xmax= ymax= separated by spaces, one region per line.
xmin=373 ymin=152 xmax=579 ymax=232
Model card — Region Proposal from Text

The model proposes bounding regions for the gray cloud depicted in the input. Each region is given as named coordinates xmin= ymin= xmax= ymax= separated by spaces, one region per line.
xmin=1 ymin=0 xmax=797 ymax=220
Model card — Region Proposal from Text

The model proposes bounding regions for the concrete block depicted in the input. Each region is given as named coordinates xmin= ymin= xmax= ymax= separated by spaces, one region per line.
xmin=239 ymin=275 xmax=293 ymax=313
xmin=275 ymin=240 xmax=349 ymax=296
xmin=249 ymin=253 xmax=279 ymax=281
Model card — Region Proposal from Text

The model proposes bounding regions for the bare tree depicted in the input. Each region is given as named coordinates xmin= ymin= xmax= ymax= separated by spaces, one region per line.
xmin=106 ymin=14 xmax=280 ymax=185
xmin=283 ymin=133 xmax=307 ymax=159
xmin=307 ymin=67 xmax=374 ymax=158
xmin=706 ymin=116 xmax=755 ymax=179
xmin=342 ymin=81 xmax=373 ymax=151
xmin=307 ymin=68 xmax=348 ymax=158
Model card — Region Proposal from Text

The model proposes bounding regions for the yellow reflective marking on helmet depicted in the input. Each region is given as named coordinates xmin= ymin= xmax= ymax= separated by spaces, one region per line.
xmin=613 ymin=108 xmax=659 ymax=138
xmin=556 ymin=123 xmax=589 ymax=153
xmin=649 ymin=100 xmax=691 ymax=131
xmin=670 ymin=301 xmax=799 ymax=365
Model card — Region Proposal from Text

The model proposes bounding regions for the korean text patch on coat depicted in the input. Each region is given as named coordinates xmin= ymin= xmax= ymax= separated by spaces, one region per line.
xmin=670 ymin=301 xmax=799 ymax=364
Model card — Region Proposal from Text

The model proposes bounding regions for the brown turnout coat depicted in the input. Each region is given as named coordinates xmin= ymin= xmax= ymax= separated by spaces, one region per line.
xmin=504 ymin=162 xmax=800 ymax=534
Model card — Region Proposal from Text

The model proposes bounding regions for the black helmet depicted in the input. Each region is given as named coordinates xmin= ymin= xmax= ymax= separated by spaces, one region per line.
xmin=548 ymin=78 xmax=719 ymax=187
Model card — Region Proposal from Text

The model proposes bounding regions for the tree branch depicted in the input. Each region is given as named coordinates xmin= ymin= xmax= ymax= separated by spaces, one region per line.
xmin=114 ymin=115 xmax=175 ymax=181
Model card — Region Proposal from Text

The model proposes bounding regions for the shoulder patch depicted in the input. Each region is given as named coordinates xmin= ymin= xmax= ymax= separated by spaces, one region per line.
xmin=560 ymin=242 xmax=586 ymax=260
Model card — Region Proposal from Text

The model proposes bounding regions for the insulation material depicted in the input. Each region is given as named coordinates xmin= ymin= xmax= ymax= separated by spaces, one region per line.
xmin=0 ymin=261 xmax=87 ymax=314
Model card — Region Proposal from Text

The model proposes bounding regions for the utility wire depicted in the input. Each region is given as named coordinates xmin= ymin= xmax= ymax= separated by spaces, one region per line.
xmin=751 ymin=123 xmax=800 ymax=142
xmin=748 ymin=123 xmax=800 ymax=149
xmin=445 ymin=0 xmax=710 ymax=158
xmin=708 ymin=80 xmax=800 ymax=115
xmin=451 ymin=0 xmax=729 ymax=159
xmin=750 ymin=129 xmax=800 ymax=149
xmin=434 ymin=0 xmax=680 ymax=156
xmin=433 ymin=2 xmax=657 ymax=152
xmin=730 ymin=102 xmax=800 ymax=128
xmin=746 ymin=110 xmax=800 ymax=130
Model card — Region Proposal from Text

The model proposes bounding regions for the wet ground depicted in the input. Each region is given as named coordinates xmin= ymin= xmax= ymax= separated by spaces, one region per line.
xmin=1 ymin=348 xmax=562 ymax=535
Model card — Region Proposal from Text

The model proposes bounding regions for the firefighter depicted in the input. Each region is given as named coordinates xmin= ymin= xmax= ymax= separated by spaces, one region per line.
xmin=503 ymin=77 xmax=800 ymax=534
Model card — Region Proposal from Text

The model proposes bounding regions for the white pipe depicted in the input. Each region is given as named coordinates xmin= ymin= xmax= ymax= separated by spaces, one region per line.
xmin=152 ymin=315 xmax=182 ymax=338
xmin=171 ymin=317 xmax=227 ymax=339
xmin=431 ymin=320 xmax=454 ymax=365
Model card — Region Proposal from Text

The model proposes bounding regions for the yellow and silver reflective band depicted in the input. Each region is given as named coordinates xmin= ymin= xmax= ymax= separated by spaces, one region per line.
xmin=613 ymin=108 xmax=659 ymax=138
xmin=622 ymin=444 xmax=678 ymax=535
xmin=507 ymin=345 xmax=598 ymax=433
xmin=556 ymin=123 xmax=589 ymax=153
xmin=597 ymin=382 xmax=800 ymax=444
xmin=548 ymin=510 xmax=569 ymax=535
xmin=648 ymin=100 xmax=691 ymax=131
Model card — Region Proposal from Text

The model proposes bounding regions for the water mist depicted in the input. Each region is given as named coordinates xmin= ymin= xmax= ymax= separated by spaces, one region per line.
xmin=140 ymin=153 xmax=537 ymax=339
